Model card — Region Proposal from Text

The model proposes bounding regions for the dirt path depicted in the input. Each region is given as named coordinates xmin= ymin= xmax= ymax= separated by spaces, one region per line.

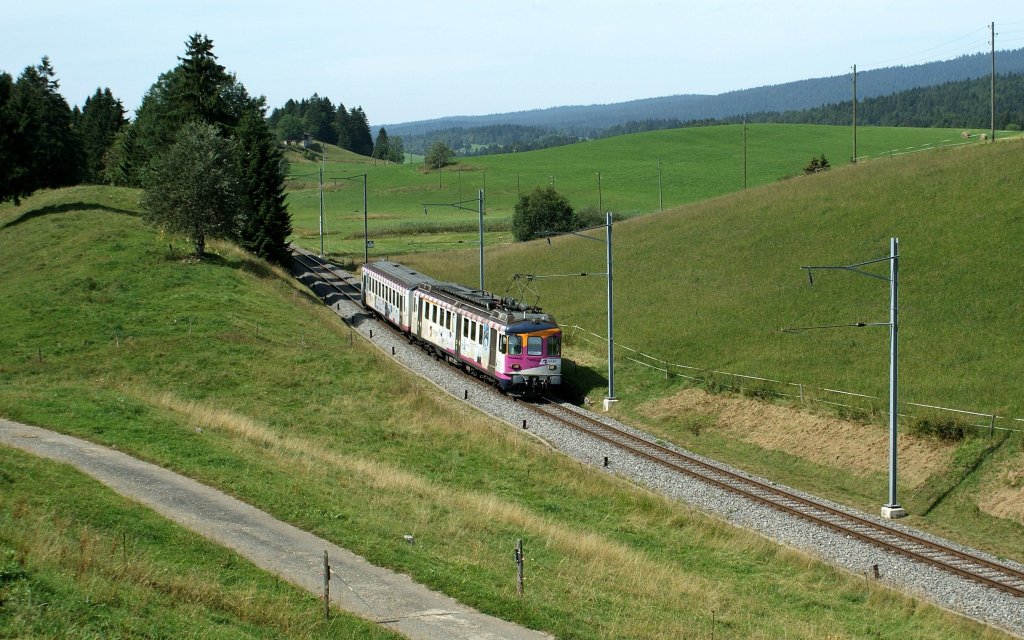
xmin=0 ymin=418 xmax=552 ymax=640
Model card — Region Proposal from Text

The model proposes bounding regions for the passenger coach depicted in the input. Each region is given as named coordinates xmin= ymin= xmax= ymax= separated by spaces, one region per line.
xmin=362 ymin=261 xmax=562 ymax=394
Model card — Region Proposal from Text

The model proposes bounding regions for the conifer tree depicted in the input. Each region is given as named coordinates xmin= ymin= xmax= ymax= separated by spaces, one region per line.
xmin=372 ymin=127 xmax=391 ymax=160
xmin=0 ymin=71 xmax=32 ymax=205
xmin=234 ymin=104 xmax=292 ymax=266
xmin=77 ymin=88 xmax=128 ymax=183
xmin=347 ymin=106 xmax=374 ymax=156
xmin=1 ymin=58 xmax=83 ymax=203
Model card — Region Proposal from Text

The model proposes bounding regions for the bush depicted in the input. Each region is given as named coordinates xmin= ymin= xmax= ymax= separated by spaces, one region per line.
xmin=803 ymin=153 xmax=830 ymax=174
xmin=512 ymin=186 xmax=575 ymax=242
xmin=425 ymin=141 xmax=454 ymax=169
xmin=907 ymin=414 xmax=972 ymax=442
xmin=1006 ymin=123 xmax=1021 ymax=132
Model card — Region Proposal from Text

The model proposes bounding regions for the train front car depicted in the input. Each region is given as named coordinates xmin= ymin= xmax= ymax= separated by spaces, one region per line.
xmin=499 ymin=313 xmax=562 ymax=395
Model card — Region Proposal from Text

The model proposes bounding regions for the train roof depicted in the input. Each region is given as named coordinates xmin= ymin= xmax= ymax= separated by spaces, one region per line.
xmin=363 ymin=260 xmax=556 ymax=325
xmin=363 ymin=260 xmax=435 ymax=290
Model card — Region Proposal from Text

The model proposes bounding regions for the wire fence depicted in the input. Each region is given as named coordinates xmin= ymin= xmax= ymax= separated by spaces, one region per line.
xmin=561 ymin=324 xmax=1024 ymax=435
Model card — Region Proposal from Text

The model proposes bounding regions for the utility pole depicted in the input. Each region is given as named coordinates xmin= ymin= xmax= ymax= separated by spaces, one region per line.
xmin=318 ymin=166 xmax=325 ymax=257
xmin=990 ymin=22 xmax=996 ymax=142
xmin=852 ymin=65 xmax=858 ymax=163
xmin=658 ymin=157 xmax=664 ymax=210
xmin=742 ymin=120 xmax=748 ymax=189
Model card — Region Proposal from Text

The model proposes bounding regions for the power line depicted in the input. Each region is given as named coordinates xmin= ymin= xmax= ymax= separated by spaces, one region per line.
xmin=861 ymin=26 xmax=989 ymax=70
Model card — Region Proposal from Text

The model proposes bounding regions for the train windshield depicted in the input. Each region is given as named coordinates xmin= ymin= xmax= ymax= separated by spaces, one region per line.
xmin=527 ymin=336 xmax=543 ymax=356
xmin=508 ymin=335 xmax=523 ymax=355
xmin=547 ymin=335 xmax=561 ymax=357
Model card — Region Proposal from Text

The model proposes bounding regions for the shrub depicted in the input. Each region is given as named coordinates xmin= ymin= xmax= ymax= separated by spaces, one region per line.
xmin=907 ymin=414 xmax=972 ymax=442
xmin=803 ymin=153 xmax=830 ymax=174
xmin=512 ymin=186 xmax=575 ymax=242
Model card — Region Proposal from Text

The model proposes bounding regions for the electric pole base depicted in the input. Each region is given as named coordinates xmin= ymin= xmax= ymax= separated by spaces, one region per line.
xmin=602 ymin=397 xmax=619 ymax=412
xmin=880 ymin=505 xmax=908 ymax=519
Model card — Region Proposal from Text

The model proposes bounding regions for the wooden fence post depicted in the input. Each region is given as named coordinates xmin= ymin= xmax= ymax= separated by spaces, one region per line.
xmin=323 ymin=550 xmax=330 ymax=619
xmin=515 ymin=539 xmax=524 ymax=596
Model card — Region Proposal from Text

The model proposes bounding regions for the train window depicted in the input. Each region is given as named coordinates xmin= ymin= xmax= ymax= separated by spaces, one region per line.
xmin=527 ymin=336 xmax=543 ymax=356
xmin=499 ymin=335 xmax=507 ymax=354
xmin=463 ymin=317 xmax=469 ymax=337
xmin=471 ymin=322 xmax=477 ymax=341
xmin=445 ymin=310 xmax=451 ymax=328
xmin=432 ymin=305 xmax=437 ymax=323
xmin=508 ymin=335 xmax=523 ymax=355
xmin=547 ymin=335 xmax=561 ymax=357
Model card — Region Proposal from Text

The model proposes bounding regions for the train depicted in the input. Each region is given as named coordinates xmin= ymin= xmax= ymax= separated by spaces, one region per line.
xmin=361 ymin=261 xmax=562 ymax=395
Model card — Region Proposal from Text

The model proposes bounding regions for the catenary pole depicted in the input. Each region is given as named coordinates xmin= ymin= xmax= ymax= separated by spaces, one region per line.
xmin=991 ymin=22 xmax=996 ymax=142
xmin=886 ymin=237 xmax=901 ymax=512
xmin=852 ymin=65 xmax=858 ymax=163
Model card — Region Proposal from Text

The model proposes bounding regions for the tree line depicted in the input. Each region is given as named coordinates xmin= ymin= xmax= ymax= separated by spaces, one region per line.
xmin=1 ymin=35 xmax=293 ymax=266
xmin=267 ymin=96 xmax=404 ymax=163
xmin=1 ymin=58 xmax=127 ymax=205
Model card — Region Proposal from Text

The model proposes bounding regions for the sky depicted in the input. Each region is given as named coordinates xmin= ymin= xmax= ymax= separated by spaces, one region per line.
xmin=3 ymin=1 xmax=1023 ymax=126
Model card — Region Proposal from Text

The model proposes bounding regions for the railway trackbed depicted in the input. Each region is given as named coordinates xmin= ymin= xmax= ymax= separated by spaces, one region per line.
xmin=532 ymin=398 xmax=1024 ymax=599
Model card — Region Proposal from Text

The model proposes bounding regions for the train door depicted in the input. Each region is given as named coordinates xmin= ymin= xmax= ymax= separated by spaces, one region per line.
xmin=488 ymin=327 xmax=497 ymax=373
xmin=454 ymin=314 xmax=462 ymax=356
xmin=416 ymin=297 xmax=424 ymax=337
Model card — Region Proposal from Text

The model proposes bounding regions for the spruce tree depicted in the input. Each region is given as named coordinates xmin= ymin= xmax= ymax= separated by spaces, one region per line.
xmin=334 ymin=102 xmax=352 ymax=150
xmin=2 ymin=58 xmax=83 ymax=202
xmin=347 ymin=106 xmax=374 ymax=156
xmin=77 ymin=88 xmax=128 ymax=183
xmin=234 ymin=104 xmax=292 ymax=266
xmin=0 ymin=71 xmax=33 ymax=205
xmin=372 ymin=127 xmax=390 ymax=160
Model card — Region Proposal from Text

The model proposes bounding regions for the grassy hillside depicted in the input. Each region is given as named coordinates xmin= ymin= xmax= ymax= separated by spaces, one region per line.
xmin=0 ymin=187 xmax=1005 ymax=639
xmin=406 ymin=137 xmax=1024 ymax=420
xmin=287 ymin=124 xmax=1014 ymax=260
xmin=403 ymin=137 xmax=1024 ymax=556
xmin=0 ymin=447 xmax=400 ymax=639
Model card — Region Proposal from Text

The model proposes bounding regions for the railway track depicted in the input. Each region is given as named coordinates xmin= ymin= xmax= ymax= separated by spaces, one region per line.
xmin=291 ymin=247 xmax=1024 ymax=600
xmin=291 ymin=247 xmax=363 ymax=307
xmin=533 ymin=398 xmax=1024 ymax=598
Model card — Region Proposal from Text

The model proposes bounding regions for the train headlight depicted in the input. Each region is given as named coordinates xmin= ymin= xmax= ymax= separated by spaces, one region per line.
xmin=511 ymin=364 xmax=521 ymax=371
xmin=548 ymin=364 xmax=557 ymax=370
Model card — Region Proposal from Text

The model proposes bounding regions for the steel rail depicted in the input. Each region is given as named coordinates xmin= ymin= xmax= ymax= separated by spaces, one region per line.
xmin=533 ymin=399 xmax=1024 ymax=598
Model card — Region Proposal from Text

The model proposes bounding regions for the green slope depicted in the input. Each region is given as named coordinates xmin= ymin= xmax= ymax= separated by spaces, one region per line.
xmin=408 ymin=137 xmax=1024 ymax=421
xmin=0 ymin=186 xmax=1006 ymax=639
xmin=287 ymin=124 xmax=1014 ymax=260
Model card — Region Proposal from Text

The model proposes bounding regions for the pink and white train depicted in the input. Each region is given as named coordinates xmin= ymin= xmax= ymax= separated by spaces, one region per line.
xmin=361 ymin=261 xmax=562 ymax=395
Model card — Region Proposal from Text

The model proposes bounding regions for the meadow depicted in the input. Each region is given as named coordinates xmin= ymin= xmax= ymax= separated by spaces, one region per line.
xmin=0 ymin=186 xmax=1007 ymax=639
xmin=397 ymin=133 xmax=1024 ymax=556
xmin=287 ymin=124 xmax=1009 ymax=261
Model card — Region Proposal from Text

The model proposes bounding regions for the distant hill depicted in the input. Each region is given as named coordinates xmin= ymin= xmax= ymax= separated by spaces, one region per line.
xmin=386 ymin=49 xmax=1024 ymax=151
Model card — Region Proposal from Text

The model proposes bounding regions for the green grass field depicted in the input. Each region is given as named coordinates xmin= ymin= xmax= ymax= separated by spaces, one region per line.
xmin=287 ymin=125 xmax=1016 ymax=261
xmin=403 ymin=136 xmax=1024 ymax=421
xmin=0 ymin=186 xmax=1006 ymax=639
